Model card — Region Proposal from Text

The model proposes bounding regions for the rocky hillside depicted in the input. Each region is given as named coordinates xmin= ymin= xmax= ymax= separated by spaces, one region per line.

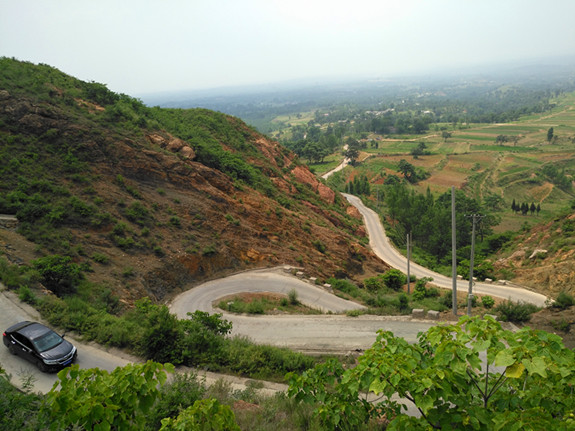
xmin=0 ymin=58 xmax=387 ymax=303
xmin=493 ymin=206 xmax=575 ymax=298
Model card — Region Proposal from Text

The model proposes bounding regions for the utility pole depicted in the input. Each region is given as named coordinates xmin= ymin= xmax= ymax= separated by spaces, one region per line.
xmin=406 ymin=232 xmax=411 ymax=294
xmin=466 ymin=214 xmax=484 ymax=316
xmin=451 ymin=187 xmax=457 ymax=316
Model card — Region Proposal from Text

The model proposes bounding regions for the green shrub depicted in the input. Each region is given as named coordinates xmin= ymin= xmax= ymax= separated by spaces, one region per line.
xmin=124 ymin=202 xmax=151 ymax=225
xmin=0 ymin=257 xmax=27 ymax=288
xmin=439 ymin=290 xmax=453 ymax=309
xmin=32 ymin=254 xmax=83 ymax=296
xmin=222 ymin=337 xmax=315 ymax=379
xmin=91 ymin=253 xmax=109 ymax=264
xmin=396 ymin=293 xmax=410 ymax=313
xmin=327 ymin=278 xmax=362 ymax=298
xmin=224 ymin=214 xmax=239 ymax=226
xmin=550 ymin=319 xmax=571 ymax=333
xmin=412 ymin=277 xmax=434 ymax=301
xmin=312 ymin=240 xmax=326 ymax=254
xmin=0 ymin=374 xmax=48 ymax=429
xmin=381 ymin=269 xmax=406 ymax=291
xmin=145 ymin=372 xmax=206 ymax=430
xmin=495 ymin=300 xmax=539 ymax=323
xmin=247 ymin=301 xmax=265 ymax=314
xmin=18 ymin=285 xmax=37 ymax=305
xmin=159 ymin=399 xmax=240 ymax=431
xmin=363 ymin=276 xmax=385 ymax=291
xmin=552 ymin=291 xmax=575 ymax=310
xmin=132 ymin=299 xmax=185 ymax=364
xmin=481 ymin=295 xmax=495 ymax=309
xmin=288 ymin=289 xmax=299 ymax=306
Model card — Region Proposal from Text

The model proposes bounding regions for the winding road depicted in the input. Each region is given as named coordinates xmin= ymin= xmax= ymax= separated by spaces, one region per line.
xmin=0 ymin=186 xmax=548 ymax=393
xmin=169 ymin=193 xmax=547 ymax=353
xmin=343 ymin=193 xmax=548 ymax=307
xmin=170 ymin=267 xmax=434 ymax=352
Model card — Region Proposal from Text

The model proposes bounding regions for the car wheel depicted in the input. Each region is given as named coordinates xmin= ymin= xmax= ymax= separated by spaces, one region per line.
xmin=36 ymin=360 xmax=48 ymax=373
xmin=8 ymin=344 xmax=18 ymax=355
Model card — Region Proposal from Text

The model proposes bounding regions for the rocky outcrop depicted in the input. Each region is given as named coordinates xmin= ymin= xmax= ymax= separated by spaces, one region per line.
xmin=291 ymin=165 xmax=336 ymax=204
xmin=146 ymin=133 xmax=196 ymax=160
xmin=0 ymin=215 xmax=18 ymax=230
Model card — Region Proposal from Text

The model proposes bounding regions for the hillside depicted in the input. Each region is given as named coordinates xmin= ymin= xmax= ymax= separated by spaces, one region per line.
xmin=493 ymin=205 xmax=575 ymax=298
xmin=0 ymin=58 xmax=387 ymax=304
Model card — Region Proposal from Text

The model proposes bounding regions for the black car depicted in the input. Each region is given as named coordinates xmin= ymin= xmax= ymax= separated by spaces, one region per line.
xmin=3 ymin=321 xmax=77 ymax=372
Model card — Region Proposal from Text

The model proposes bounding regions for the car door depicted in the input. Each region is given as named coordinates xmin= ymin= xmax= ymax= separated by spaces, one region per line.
xmin=12 ymin=333 xmax=38 ymax=364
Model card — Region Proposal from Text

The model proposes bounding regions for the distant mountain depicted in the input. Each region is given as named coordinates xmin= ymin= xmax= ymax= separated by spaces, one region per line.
xmin=0 ymin=58 xmax=387 ymax=302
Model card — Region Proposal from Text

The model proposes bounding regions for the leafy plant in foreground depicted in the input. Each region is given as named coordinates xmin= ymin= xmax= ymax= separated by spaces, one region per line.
xmin=44 ymin=362 xmax=174 ymax=430
xmin=288 ymin=316 xmax=575 ymax=430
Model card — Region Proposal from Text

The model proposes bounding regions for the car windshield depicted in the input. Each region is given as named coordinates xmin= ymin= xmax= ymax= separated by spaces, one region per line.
xmin=32 ymin=331 xmax=63 ymax=353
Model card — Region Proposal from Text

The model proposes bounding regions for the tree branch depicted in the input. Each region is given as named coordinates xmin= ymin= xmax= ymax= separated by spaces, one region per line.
xmin=486 ymin=370 xmax=507 ymax=402
xmin=484 ymin=363 xmax=490 ymax=408
xmin=466 ymin=368 xmax=486 ymax=400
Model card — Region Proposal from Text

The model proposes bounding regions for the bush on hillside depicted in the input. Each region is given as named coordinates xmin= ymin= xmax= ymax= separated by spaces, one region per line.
xmin=495 ymin=300 xmax=539 ymax=323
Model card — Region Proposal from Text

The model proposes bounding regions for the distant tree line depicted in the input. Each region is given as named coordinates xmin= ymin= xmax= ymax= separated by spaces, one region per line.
xmin=346 ymin=174 xmax=370 ymax=195
xmin=381 ymin=184 xmax=499 ymax=266
xmin=511 ymin=199 xmax=541 ymax=215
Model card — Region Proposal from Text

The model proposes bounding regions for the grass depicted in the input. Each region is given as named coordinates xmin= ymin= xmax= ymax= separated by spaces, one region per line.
xmin=216 ymin=293 xmax=321 ymax=315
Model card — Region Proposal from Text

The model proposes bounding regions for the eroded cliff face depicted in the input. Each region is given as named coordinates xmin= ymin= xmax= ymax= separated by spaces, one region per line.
xmin=0 ymin=87 xmax=388 ymax=303
xmin=491 ymin=212 xmax=575 ymax=298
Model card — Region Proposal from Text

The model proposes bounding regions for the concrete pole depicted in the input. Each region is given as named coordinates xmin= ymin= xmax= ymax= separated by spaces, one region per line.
xmin=467 ymin=215 xmax=477 ymax=316
xmin=406 ymin=233 xmax=411 ymax=294
xmin=451 ymin=187 xmax=458 ymax=316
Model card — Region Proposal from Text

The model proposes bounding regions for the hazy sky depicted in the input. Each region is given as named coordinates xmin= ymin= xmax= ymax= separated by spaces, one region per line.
xmin=1 ymin=0 xmax=575 ymax=95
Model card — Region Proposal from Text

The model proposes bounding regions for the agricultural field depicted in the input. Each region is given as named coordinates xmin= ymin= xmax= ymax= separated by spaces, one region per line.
xmin=329 ymin=92 xmax=575 ymax=233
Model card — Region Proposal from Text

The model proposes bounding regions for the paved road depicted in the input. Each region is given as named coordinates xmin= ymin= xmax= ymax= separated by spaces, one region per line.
xmin=343 ymin=193 xmax=548 ymax=307
xmin=0 ymin=289 xmax=133 ymax=393
xmin=170 ymin=268 xmax=435 ymax=352
xmin=1 ymin=187 xmax=547 ymax=394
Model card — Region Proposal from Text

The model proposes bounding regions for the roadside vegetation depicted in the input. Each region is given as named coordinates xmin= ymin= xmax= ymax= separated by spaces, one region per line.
xmin=3 ymin=315 xmax=575 ymax=430
xmin=0 ymin=257 xmax=315 ymax=382
xmin=216 ymin=291 xmax=322 ymax=315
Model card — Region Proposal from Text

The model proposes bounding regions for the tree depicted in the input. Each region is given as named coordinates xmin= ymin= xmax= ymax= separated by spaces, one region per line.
xmin=521 ymin=202 xmax=529 ymax=215
xmin=495 ymin=134 xmax=509 ymax=145
xmin=411 ymin=142 xmax=427 ymax=158
xmin=441 ymin=131 xmax=452 ymax=142
xmin=288 ymin=316 xmax=575 ymax=430
xmin=484 ymin=193 xmax=505 ymax=210
xmin=398 ymin=159 xmax=417 ymax=183
xmin=32 ymin=254 xmax=83 ymax=296
xmin=344 ymin=138 xmax=360 ymax=165
xmin=412 ymin=118 xmax=428 ymax=134
xmin=547 ymin=127 xmax=554 ymax=142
